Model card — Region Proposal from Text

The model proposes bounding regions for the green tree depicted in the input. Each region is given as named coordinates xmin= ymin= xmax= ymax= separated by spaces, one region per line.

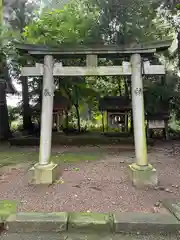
xmin=92 ymin=0 xmax=164 ymax=44
xmin=22 ymin=0 xmax=99 ymax=45
xmin=21 ymin=0 xmax=100 ymax=130
xmin=21 ymin=0 xmax=180 ymax=130
xmin=0 ymin=0 xmax=11 ymax=140
xmin=0 ymin=0 xmax=39 ymax=139
xmin=7 ymin=0 xmax=40 ymax=131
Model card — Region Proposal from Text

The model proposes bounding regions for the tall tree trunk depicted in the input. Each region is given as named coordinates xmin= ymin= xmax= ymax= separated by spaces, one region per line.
xmin=65 ymin=110 xmax=69 ymax=128
xmin=21 ymin=76 xmax=32 ymax=131
xmin=88 ymin=104 xmax=92 ymax=121
xmin=118 ymin=78 xmax=122 ymax=96
xmin=75 ymin=104 xmax=81 ymax=132
xmin=74 ymin=86 xmax=81 ymax=132
xmin=0 ymin=0 xmax=11 ymax=140
xmin=0 ymin=80 xmax=11 ymax=140
xmin=38 ymin=77 xmax=43 ymax=109
xmin=101 ymin=112 xmax=104 ymax=133
xmin=178 ymin=31 xmax=180 ymax=69
xmin=124 ymin=77 xmax=129 ymax=99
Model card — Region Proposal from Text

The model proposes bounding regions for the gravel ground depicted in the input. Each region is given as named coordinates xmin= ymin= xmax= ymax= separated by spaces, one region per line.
xmin=0 ymin=143 xmax=180 ymax=213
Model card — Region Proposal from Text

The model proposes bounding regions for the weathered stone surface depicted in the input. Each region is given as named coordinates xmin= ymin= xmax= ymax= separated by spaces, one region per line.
xmin=68 ymin=212 xmax=113 ymax=233
xmin=113 ymin=212 xmax=180 ymax=234
xmin=1 ymin=232 xmax=180 ymax=240
xmin=28 ymin=163 xmax=60 ymax=184
xmin=129 ymin=164 xmax=158 ymax=188
xmin=5 ymin=212 xmax=68 ymax=232
xmin=162 ymin=199 xmax=180 ymax=221
xmin=0 ymin=200 xmax=17 ymax=221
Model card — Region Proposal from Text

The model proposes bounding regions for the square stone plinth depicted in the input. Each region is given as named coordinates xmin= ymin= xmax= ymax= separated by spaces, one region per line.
xmin=129 ymin=164 xmax=158 ymax=188
xmin=5 ymin=212 xmax=68 ymax=232
xmin=28 ymin=163 xmax=59 ymax=184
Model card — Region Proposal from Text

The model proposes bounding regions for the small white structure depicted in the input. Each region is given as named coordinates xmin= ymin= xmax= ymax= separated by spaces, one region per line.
xmin=146 ymin=112 xmax=169 ymax=140
xmin=149 ymin=120 xmax=165 ymax=129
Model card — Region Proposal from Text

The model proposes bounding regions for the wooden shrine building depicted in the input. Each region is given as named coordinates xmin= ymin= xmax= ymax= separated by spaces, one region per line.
xmin=99 ymin=96 xmax=131 ymax=133
xmin=145 ymin=103 xmax=170 ymax=140
xmin=31 ymin=93 xmax=70 ymax=132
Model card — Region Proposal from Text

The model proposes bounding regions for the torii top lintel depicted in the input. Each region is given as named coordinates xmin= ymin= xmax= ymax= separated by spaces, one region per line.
xmin=15 ymin=39 xmax=173 ymax=59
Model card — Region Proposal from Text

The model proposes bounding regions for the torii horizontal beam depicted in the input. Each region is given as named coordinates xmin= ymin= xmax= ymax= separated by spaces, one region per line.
xmin=15 ymin=39 xmax=173 ymax=58
xmin=21 ymin=61 xmax=165 ymax=77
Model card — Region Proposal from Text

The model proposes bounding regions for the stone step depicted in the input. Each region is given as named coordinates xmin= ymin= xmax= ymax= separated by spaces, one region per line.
xmin=113 ymin=212 xmax=180 ymax=234
xmin=1 ymin=232 xmax=180 ymax=240
xmin=3 ymin=212 xmax=180 ymax=234
xmin=5 ymin=212 xmax=68 ymax=233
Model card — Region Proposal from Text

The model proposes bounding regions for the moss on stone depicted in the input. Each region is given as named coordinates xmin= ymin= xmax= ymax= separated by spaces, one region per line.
xmin=129 ymin=164 xmax=158 ymax=188
xmin=68 ymin=212 xmax=113 ymax=232
xmin=0 ymin=200 xmax=17 ymax=220
xmin=6 ymin=212 xmax=68 ymax=232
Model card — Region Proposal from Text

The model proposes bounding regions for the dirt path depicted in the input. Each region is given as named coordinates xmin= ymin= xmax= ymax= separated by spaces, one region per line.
xmin=0 ymin=143 xmax=180 ymax=213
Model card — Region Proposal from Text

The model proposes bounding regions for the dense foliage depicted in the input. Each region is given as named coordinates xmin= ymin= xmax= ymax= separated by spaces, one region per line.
xmin=0 ymin=0 xmax=179 ymax=138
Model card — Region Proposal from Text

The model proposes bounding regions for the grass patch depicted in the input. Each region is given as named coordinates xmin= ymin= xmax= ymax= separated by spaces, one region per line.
xmin=0 ymin=152 xmax=38 ymax=168
xmin=0 ymin=151 xmax=102 ymax=168
xmin=52 ymin=152 xmax=102 ymax=163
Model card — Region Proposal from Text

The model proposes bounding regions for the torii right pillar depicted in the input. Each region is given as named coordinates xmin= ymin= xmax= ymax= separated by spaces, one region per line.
xmin=129 ymin=54 xmax=158 ymax=188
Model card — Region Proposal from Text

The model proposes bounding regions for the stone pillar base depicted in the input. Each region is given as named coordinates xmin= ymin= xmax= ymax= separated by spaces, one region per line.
xmin=129 ymin=163 xmax=158 ymax=188
xmin=28 ymin=162 xmax=59 ymax=184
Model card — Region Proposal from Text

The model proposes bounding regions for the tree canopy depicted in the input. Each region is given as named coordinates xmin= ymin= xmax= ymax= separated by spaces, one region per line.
xmin=0 ymin=0 xmax=180 ymax=139
xmin=22 ymin=0 xmax=100 ymax=45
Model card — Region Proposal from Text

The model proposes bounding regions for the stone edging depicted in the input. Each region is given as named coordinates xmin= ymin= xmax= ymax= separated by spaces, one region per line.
xmin=1 ymin=211 xmax=180 ymax=234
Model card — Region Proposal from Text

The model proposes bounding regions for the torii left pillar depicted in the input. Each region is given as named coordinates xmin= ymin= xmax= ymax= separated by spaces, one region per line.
xmin=129 ymin=54 xmax=158 ymax=188
xmin=28 ymin=55 xmax=59 ymax=184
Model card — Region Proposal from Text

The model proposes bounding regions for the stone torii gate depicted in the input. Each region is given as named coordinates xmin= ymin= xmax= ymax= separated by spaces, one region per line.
xmin=16 ymin=40 xmax=172 ymax=187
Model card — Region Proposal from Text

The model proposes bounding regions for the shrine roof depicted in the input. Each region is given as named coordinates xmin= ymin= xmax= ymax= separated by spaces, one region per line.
xmin=99 ymin=96 xmax=131 ymax=111
xmin=145 ymin=111 xmax=170 ymax=120
xmin=15 ymin=39 xmax=173 ymax=59
xmin=32 ymin=95 xmax=70 ymax=112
